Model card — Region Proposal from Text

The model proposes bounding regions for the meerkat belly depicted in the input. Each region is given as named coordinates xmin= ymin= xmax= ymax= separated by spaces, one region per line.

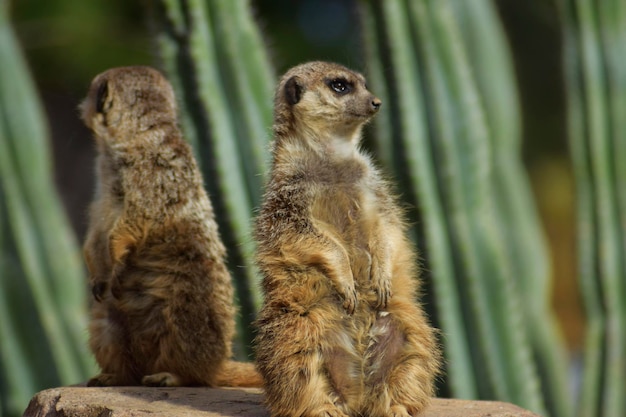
xmin=309 ymin=186 xmax=388 ymax=397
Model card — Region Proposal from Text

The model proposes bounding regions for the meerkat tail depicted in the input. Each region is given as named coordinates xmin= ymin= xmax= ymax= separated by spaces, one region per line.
xmin=214 ymin=360 xmax=264 ymax=388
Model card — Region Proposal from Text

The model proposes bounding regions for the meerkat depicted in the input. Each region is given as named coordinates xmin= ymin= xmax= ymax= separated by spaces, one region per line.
xmin=254 ymin=61 xmax=441 ymax=417
xmin=80 ymin=66 xmax=261 ymax=388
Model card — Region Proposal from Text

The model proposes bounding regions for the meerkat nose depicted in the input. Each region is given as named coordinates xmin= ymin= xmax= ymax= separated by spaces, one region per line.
xmin=371 ymin=97 xmax=382 ymax=110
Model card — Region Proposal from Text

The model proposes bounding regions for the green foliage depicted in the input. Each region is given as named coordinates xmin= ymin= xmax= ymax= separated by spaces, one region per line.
xmin=0 ymin=1 xmax=95 ymax=416
xmin=559 ymin=0 xmax=626 ymax=416
xmin=360 ymin=0 xmax=570 ymax=415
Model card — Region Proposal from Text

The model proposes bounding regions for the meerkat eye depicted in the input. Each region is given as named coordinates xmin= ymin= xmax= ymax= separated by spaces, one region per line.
xmin=328 ymin=78 xmax=352 ymax=95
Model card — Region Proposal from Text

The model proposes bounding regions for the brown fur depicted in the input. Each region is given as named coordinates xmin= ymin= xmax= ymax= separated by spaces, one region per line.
xmin=81 ymin=66 xmax=261 ymax=388
xmin=254 ymin=62 xmax=441 ymax=417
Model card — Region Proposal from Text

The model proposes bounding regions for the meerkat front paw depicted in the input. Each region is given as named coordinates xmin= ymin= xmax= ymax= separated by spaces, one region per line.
xmin=337 ymin=281 xmax=358 ymax=315
xmin=142 ymin=372 xmax=184 ymax=387
xmin=109 ymin=263 xmax=126 ymax=299
xmin=373 ymin=274 xmax=392 ymax=309
xmin=91 ymin=280 xmax=108 ymax=302
xmin=370 ymin=257 xmax=393 ymax=309
xmin=87 ymin=373 xmax=120 ymax=386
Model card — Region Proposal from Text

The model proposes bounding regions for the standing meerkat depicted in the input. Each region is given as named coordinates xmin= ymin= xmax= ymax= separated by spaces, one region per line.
xmin=254 ymin=61 xmax=441 ymax=417
xmin=81 ymin=66 xmax=261 ymax=388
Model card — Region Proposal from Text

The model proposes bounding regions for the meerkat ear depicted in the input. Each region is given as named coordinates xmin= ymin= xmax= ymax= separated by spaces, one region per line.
xmin=284 ymin=76 xmax=302 ymax=105
xmin=95 ymin=81 xmax=109 ymax=113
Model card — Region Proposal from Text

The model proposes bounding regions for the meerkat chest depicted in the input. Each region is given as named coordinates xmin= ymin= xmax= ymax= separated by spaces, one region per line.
xmin=312 ymin=180 xmax=383 ymax=239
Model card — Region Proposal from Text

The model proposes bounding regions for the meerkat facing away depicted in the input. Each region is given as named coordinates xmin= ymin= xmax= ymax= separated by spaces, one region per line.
xmin=81 ymin=66 xmax=261 ymax=388
xmin=254 ymin=61 xmax=441 ymax=417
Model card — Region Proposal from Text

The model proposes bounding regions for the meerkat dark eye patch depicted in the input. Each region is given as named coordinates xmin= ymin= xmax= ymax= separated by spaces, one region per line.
xmin=326 ymin=78 xmax=352 ymax=95
xmin=96 ymin=81 xmax=109 ymax=113
xmin=284 ymin=76 xmax=302 ymax=105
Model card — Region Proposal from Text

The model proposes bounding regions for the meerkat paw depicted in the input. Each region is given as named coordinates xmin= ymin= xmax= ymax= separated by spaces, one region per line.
xmin=338 ymin=281 xmax=358 ymax=315
xmin=109 ymin=265 xmax=126 ymax=299
xmin=87 ymin=373 xmax=120 ymax=387
xmin=307 ymin=404 xmax=350 ymax=417
xmin=370 ymin=255 xmax=393 ymax=309
xmin=142 ymin=372 xmax=184 ymax=387
xmin=90 ymin=280 xmax=108 ymax=302
xmin=387 ymin=404 xmax=411 ymax=417
xmin=372 ymin=275 xmax=393 ymax=309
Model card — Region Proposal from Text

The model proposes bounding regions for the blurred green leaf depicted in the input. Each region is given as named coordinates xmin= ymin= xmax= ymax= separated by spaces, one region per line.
xmin=0 ymin=2 xmax=94 ymax=415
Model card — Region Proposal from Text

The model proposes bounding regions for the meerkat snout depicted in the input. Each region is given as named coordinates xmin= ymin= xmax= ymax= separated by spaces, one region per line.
xmin=371 ymin=96 xmax=382 ymax=111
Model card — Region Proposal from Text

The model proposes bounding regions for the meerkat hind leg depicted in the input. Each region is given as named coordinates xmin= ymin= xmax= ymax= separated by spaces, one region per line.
xmin=287 ymin=350 xmax=351 ymax=417
xmin=257 ymin=307 xmax=354 ymax=417
xmin=364 ymin=311 xmax=435 ymax=417
xmin=274 ymin=346 xmax=352 ymax=417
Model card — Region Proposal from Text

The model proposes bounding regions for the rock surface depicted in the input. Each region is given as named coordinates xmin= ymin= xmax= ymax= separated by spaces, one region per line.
xmin=23 ymin=386 xmax=541 ymax=417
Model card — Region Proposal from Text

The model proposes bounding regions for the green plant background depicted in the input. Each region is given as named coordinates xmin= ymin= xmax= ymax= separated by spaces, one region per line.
xmin=1 ymin=0 xmax=623 ymax=416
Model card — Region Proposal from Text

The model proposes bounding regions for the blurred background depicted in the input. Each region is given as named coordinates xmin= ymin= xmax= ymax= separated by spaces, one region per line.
xmin=2 ymin=0 xmax=605 ymax=416
xmin=10 ymin=0 xmax=582 ymax=351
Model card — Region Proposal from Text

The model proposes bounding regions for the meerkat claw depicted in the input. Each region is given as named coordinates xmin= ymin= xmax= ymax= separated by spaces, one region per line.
xmin=342 ymin=289 xmax=358 ymax=315
xmin=91 ymin=281 xmax=107 ymax=302
xmin=375 ymin=279 xmax=393 ymax=309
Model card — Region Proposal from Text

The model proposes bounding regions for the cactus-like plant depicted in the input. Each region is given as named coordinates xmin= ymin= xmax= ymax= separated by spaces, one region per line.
xmin=360 ymin=1 xmax=570 ymax=415
xmin=0 ymin=1 xmax=95 ymax=415
xmin=559 ymin=0 xmax=626 ymax=416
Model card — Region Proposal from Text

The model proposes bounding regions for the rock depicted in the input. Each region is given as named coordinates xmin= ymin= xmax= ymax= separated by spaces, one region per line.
xmin=23 ymin=386 xmax=540 ymax=417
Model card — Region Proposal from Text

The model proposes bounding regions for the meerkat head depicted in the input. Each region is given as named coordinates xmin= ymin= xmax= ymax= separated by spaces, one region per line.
xmin=273 ymin=61 xmax=381 ymax=143
xmin=80 ymin=66 xmax=178 ymax=144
